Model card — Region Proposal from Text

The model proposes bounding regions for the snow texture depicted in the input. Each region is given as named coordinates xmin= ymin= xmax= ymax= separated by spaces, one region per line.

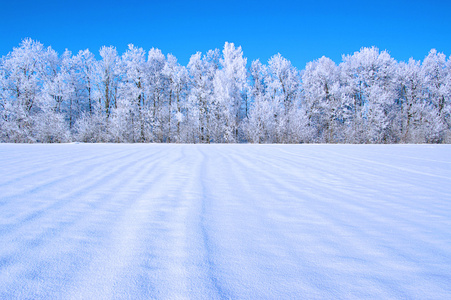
xmin=0 ymin=144 xmax=450 ymax=299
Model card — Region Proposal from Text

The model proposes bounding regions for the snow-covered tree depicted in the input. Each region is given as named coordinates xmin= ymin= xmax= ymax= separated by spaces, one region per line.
xmin=114 ymin=44 xmax=149 ymax=142
xmin=302 ymin=56 xmax=352 ymax=142
xmin=72 ymin=49 xmax=97 ymax=116
xmin=163 ymin=54 xmax=188 ymax=143
xmin=242 ymin=59 xmax=272 ymax=143
xmin=146 ymin=48 xmax=168 ymax=142
xmin=394 ymin=58 xmax=444 ymax=143
xmin=34 ymin=48 xmax=72 ymax=142
xmin=0 ymin=39 xmax=47 ymax=142
xmin=73 ymin=106 xmax=110 ymax=143
xmin=340 ymin=47 xmax=397 ymax=143
xmin=213 ymin=42 xmax=248 ymax=143
xmin=98 ymin=46 xmax=120 ymax=118
xmin=186 ymin=49 xmax=219 ymax=143
xmin=266 ymin=53 xmax=302 ymax=143
xmin=420 ymin=49 xmax=449 ymax=142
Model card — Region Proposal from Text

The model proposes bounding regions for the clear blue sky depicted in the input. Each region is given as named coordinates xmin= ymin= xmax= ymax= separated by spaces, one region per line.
xmin=1 ymin=0 xmax=450 ymax=69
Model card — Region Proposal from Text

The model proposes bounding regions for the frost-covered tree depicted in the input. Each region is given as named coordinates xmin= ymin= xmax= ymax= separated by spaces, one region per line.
xmin=72 ymin=49 xmax=97 ymax=116
xmin=186 ymin=49 xmax=219 ymax=143
xmin=242 ymin=59 xmax=272 ymax=143
xmin=73 ymin=47 xmax=117 ymax=143
xmin=146 ymin=48 xmax=168 ymax=142
xmin=394 ymin=58 xmax=443 ymax=143
xmin=213 ymin=42 xmax=248 ymax=143
xmin=420 ymin=49 xmax=449 ymax=142
xmin=163 ymin=54 xmax=188 ymax=143
xmin=114 ymin=44 xmax=149 ymax=142
xmin=266 ymin=53 xmax=302 ymax=143
xmin=0 ymin=39 xmax=46 ymax=142
xmin=98 ymin=46 xmax=120 ymax=118
xmin=34 ymin=48 xmax=72 ymax=142
xmin=340 ymin=47 xmax=397 ymax=143
xmin=445 ymin=56 xmax=451 ymax=142
xmin=302 ymin=56 xmax=352 ymax=142
xmin=73 ymin=106 xmax=110 ymax=143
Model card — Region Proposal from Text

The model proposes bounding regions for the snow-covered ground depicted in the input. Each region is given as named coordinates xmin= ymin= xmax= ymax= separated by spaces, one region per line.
xmin=0 ymin=144 xmax=450 ymax=299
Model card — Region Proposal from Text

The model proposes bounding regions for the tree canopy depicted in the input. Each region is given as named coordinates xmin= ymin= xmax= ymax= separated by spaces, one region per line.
xmin=1 ymin=39 xmax=450 ymax=143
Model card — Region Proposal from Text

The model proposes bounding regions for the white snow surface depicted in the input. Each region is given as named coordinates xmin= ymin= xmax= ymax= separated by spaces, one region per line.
xmin=0 ymin=144 xmax=450 ymax=299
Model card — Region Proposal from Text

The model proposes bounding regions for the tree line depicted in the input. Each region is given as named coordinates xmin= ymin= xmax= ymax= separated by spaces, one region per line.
xmin=1 ymin=38 xmax=450 ymax=143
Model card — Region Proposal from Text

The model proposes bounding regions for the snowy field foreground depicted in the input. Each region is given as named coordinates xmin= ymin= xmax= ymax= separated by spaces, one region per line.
xmin=0 ymin=144 xmax=450 ymax=299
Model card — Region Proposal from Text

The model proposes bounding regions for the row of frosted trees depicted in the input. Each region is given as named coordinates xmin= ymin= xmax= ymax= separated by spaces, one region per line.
xmin=1 ymin=39 xmax=450 ymax=143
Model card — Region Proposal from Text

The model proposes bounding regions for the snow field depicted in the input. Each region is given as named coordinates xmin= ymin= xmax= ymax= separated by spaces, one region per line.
xmin=0 ymin=144 xmax=450 ymax=299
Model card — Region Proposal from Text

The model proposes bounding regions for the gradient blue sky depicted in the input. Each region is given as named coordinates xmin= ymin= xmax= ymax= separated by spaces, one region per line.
xmin=1 ymin=0 xmax=450 ymax=69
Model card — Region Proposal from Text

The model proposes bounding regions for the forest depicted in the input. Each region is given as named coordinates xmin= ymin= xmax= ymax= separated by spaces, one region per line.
xmin=1 ymin=38 xmax=450 ymax=144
